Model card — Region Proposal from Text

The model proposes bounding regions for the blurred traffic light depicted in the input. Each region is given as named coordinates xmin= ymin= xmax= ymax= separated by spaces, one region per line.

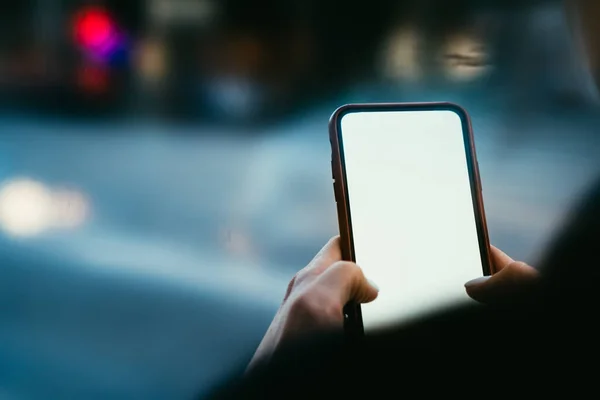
xmin=72 ymin=5 xmax=123 ymax=61
xmin=70 ymin=5 xmax=132 ymax=99
xmin=73 ymin=6 xmax=114 ymax=48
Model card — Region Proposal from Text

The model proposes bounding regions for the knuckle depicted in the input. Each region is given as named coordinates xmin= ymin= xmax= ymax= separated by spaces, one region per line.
xmin=292 ymin=268 xmax=311 ymax=286
xmin=505 ymin=261 xmax=523 ymax=271
xmin=504 ymin=261 xmax=534 ymax=276
xmin=498 ymin=262 xmax=538 ymax=289
xmin=284 ymin=268 xmax=312 ymax=301
xmin=329 ymin=261 xmax=363 ymax=279
xmin=286 ymin=263 xmax=320 ymax=298
xmin=330 ymin=260 xmax=357 ymax=271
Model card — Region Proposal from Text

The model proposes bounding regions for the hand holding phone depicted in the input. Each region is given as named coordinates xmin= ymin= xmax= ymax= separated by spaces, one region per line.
xmin=329 ymin=103 xmax=493 ymax=336
xmin=244 ymin=103 xmax=540 ymax=371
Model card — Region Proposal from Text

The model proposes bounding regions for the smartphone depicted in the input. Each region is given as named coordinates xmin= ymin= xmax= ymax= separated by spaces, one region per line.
xmin=329 ymin=102 xmax=492 ymax=337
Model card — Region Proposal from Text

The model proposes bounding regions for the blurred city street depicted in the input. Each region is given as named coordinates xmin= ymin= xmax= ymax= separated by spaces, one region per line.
xmin=0 ymin=91 xmax=599 ymax=398
xmin=1 ymin=0 xmax=600 ymax=399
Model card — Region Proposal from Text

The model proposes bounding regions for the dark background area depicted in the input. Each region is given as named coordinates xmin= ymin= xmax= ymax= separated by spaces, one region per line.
xmin=0 ymin=0 xmax=599 ymax=399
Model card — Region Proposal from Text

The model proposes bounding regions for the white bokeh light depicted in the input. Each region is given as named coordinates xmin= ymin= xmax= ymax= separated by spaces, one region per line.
xmin=0 ymin=178 xmax=90 ymax=238
xmin=51 ymin=189 xmax=90 ymax=229
xmin=382 ymin=26 xmax=421 ymax=81
xmin=443 ymin=33 xmax=490 ymax=81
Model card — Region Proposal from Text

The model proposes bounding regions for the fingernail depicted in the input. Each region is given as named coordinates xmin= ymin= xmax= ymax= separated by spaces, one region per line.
xmin=367 ymin=278 xmax=380 ymax=292
xmin=464 ymin=276 xmax=491 ymax=288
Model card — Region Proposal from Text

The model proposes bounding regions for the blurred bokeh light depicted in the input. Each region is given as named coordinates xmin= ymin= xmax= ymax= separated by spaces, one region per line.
xmin=0 ymin=178 xmax=55 ymax=237
xmin=73 ymin=6 xmax=118 ymax=53
xmin=0 ymin=178 xmax=90 ymax=237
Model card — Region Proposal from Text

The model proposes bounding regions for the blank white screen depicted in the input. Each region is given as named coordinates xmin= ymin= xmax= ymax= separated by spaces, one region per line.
xmin=340 ymin=109 xmax=484 ymax=332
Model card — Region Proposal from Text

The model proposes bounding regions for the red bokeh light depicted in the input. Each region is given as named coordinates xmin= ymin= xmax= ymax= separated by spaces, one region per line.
xmin=76 ymin=64 xmax=109 ymax=94
xmin=73 ymin=7 xmax=115 ymax=49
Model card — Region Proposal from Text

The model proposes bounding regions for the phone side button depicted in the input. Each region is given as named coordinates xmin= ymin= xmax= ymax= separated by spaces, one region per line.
xmin=332 ymin=179 xmax=339 ymax=202
xmin=331 ymin=158 xmax=335 ymax=179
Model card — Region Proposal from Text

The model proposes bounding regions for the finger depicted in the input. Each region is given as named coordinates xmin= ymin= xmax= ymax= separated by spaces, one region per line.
xmin=490 ymin=245 xmax=515 ymax=273
xmin=306 ymin=236 xmax=343 ymax=274
xmin=465 ymin=261 xmax=539 ymax=304
xmin=317 ymin=261 xmax=379 ymax=306
xmin=282 ymin=236 xmax=344 ymax=302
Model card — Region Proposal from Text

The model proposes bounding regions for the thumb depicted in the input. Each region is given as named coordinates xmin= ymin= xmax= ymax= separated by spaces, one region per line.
xmin=465 ymin=261 xmax=539 ymax=304
xmin=317 ymin=261 xmax=379 ymax=305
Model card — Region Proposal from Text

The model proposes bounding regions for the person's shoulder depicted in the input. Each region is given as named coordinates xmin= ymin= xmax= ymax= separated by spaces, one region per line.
xmin=539 ymin=175 xmax=600 ymax=280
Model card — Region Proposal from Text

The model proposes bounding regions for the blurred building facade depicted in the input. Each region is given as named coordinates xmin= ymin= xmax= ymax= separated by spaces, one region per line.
xmin=1 ymin=0 xmax=598 ymax=124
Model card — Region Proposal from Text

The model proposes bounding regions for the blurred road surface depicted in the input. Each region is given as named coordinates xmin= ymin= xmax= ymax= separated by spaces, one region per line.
xmin=0 ymin=91 xmax=599 ymax=399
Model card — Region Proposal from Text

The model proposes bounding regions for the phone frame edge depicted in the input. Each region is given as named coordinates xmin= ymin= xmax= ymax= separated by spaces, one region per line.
xmin=328 ymin=101 xmax=494 ymax=339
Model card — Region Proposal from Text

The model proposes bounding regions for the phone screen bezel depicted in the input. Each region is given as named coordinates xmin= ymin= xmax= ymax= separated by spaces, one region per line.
xmin=329 ymin=102 xmax=493 ymax=339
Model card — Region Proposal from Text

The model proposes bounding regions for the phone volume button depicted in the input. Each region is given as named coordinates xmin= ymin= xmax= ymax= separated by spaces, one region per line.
xmin=333 ymin=179 xmax=339 ymax=202
xmin=331 ymin=158 xmax=335 ymax=179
